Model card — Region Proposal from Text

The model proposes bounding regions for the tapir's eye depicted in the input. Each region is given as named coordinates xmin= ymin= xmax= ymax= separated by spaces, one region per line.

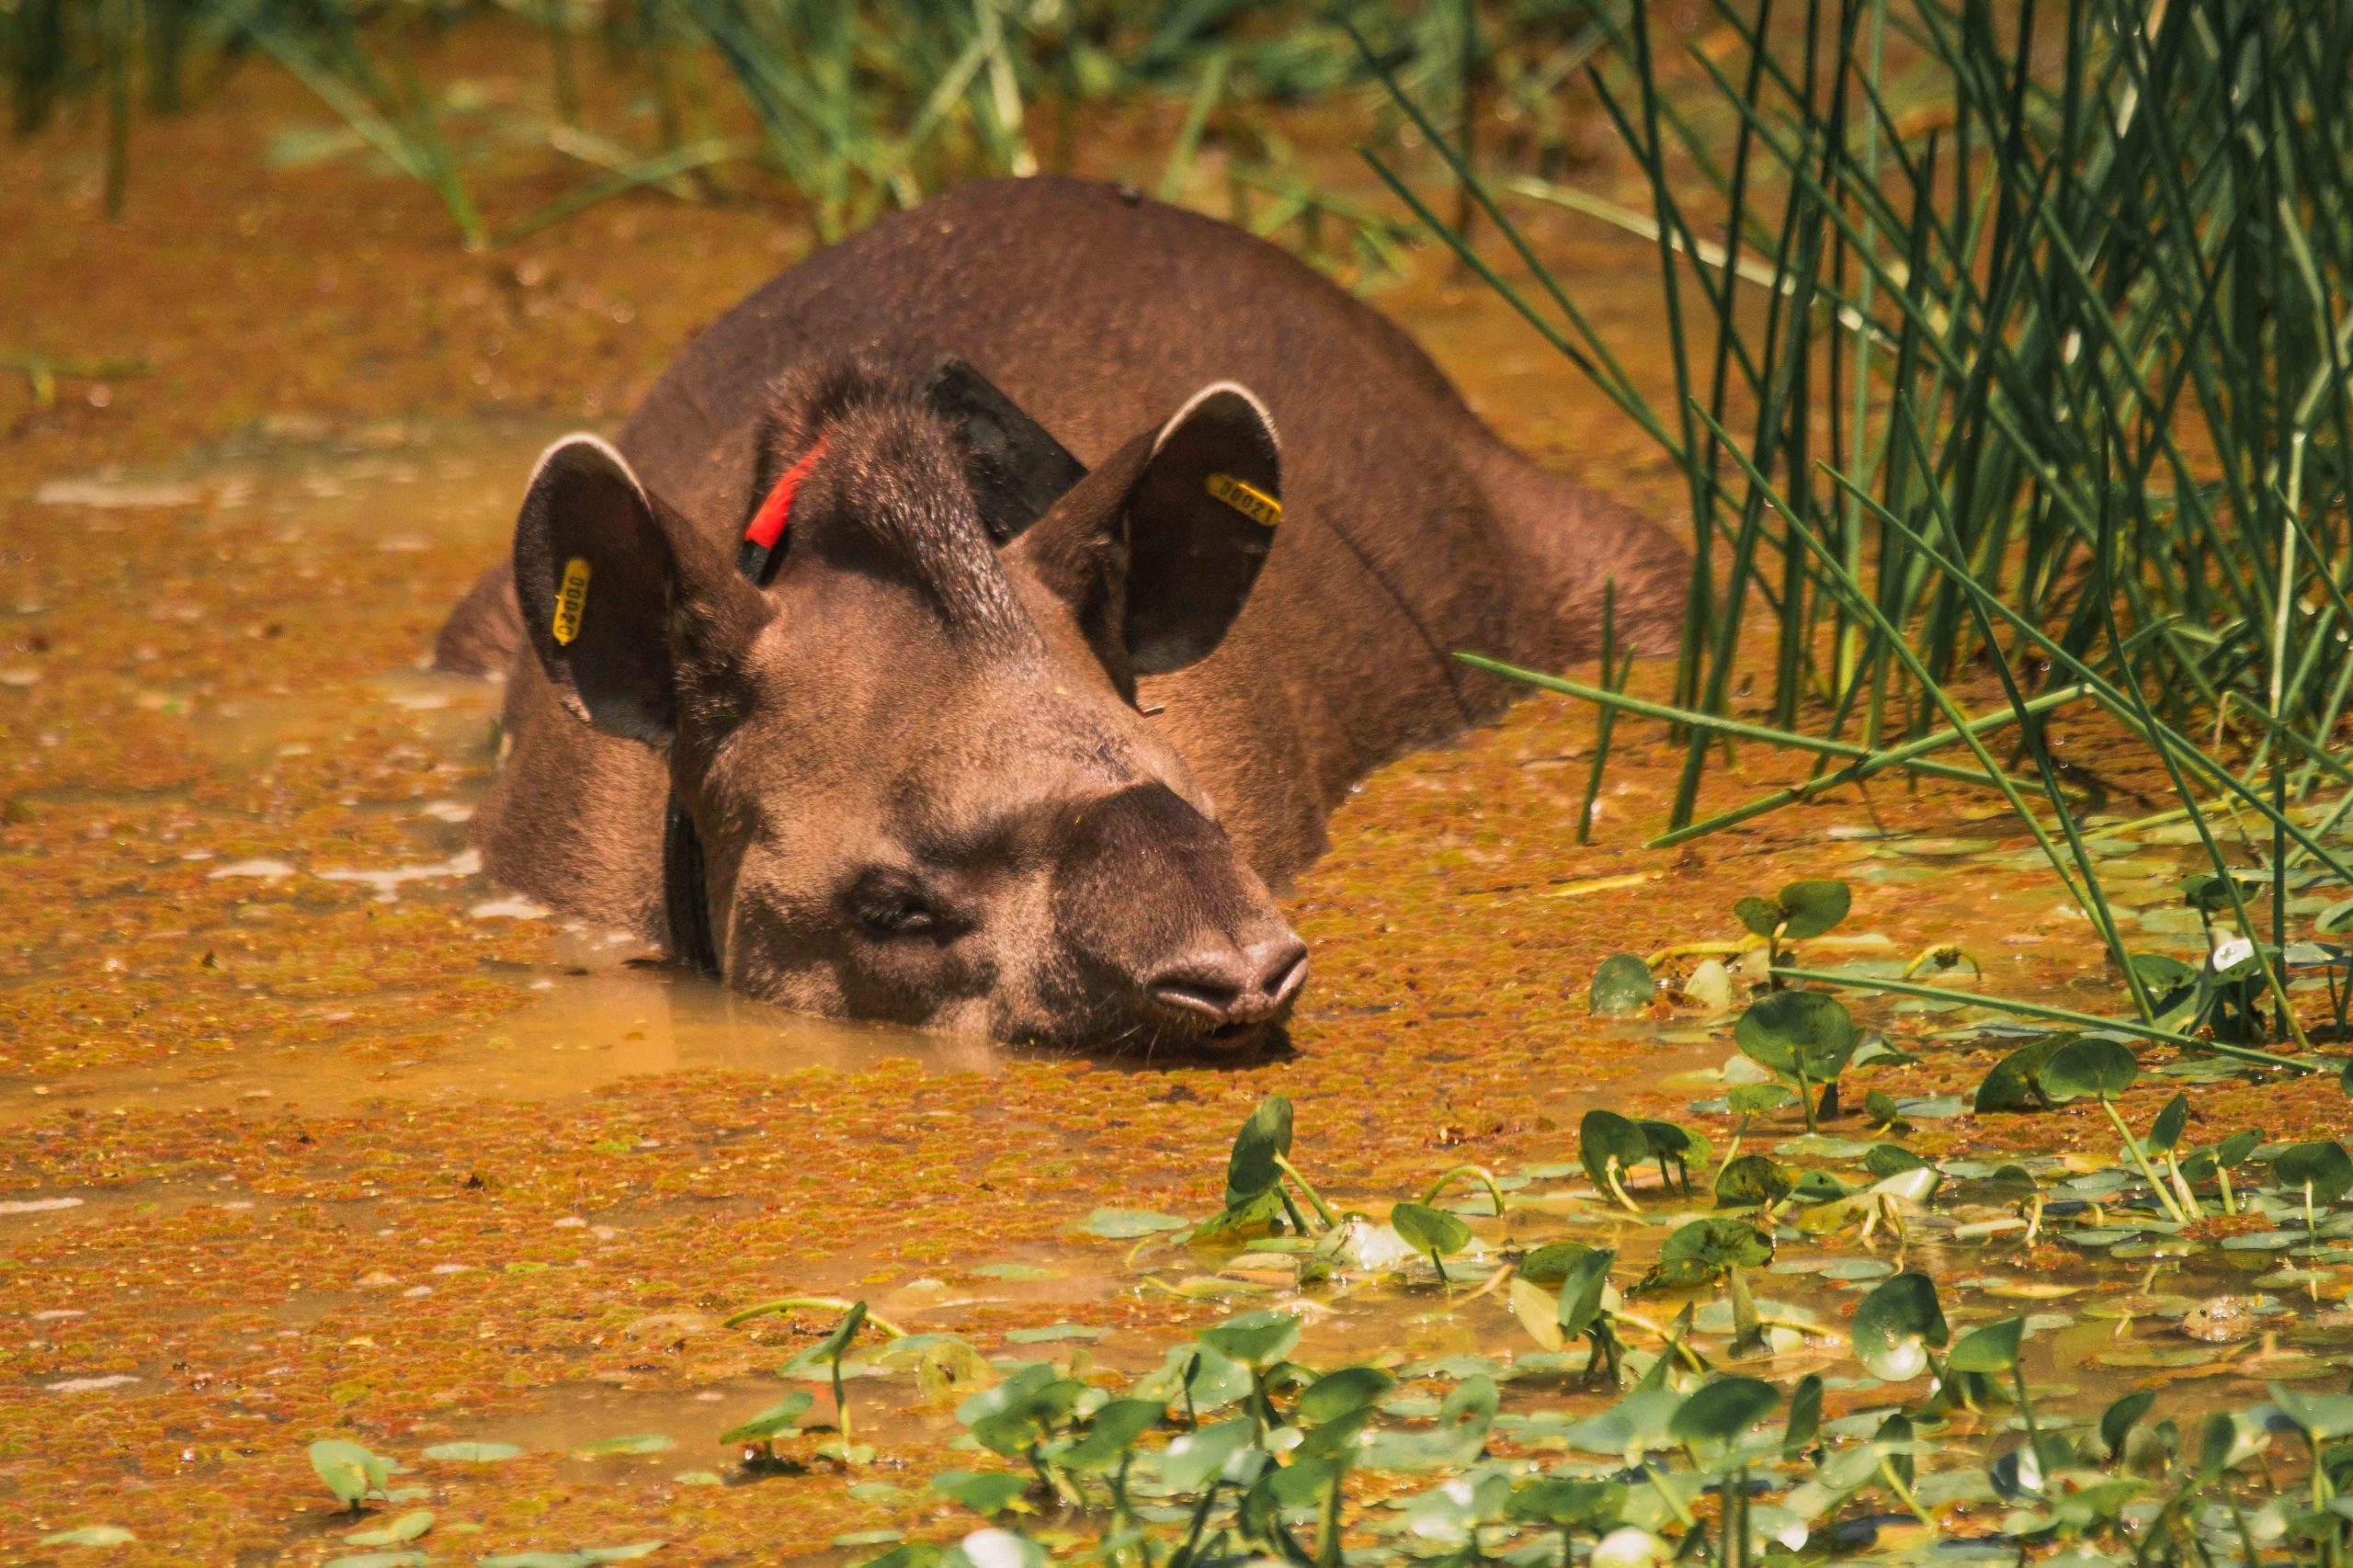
xmin=849 ymin=869 xmax=965 ymax=941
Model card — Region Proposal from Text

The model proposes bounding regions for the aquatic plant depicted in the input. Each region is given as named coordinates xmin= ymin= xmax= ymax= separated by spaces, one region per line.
xmin=1369 ymin=0 xmax=2353 ymax=1073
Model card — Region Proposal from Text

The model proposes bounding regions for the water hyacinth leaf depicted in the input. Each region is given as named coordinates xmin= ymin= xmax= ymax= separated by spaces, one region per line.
xmin=2217 ymin=1129 xmax=2266 ymax=1166
xmin=1580 ymin=1109 xmax=1651 ymax=1192
xmin=1296 ymin=1366 xmax=1395 ymax=1424
xmin=931 ymin=1470 xmax=1029 ymax=1516
xmin=1714 ymin=1154 xmax=1793 ymax=1209
xmin=1726 ymin=1083 xmax=1794 ymax=1117
xmin=309 ymin=1439 xmax=393 ymax=1506
xmin=959 ymin=1363 xmax=1085 ymax=1457
xmin=1507 ymin=1476 xmax=1627 ymax=1532
xmin=1590 ymin=952 xmax=1655 ymax=1015
xmin=1224 ymin=1094 xmax=1293 ymax=1208
xmin=1359 ymin=1374 xmax=1498 ymax=1471
xmin=1850 ymin=1273 xmax=1949 ymax=1381
xmin=2039 ymin=1038 xmax=2138 ymax=1102
xmin=2098 ymin=1390 xmax=2156 ymax=1460
xmin=1639 ymin=1119 xmax=1711 ymax=1175
xmin=2182 ymin=873 xmax=2234 ymax=913
xmin=781 ymin=1301 xmax=868 ymax=1380
xmin=1974 ymin=1034 xmax=2072 ymax=1113
xmin=1734 ymin=895 xmax=1783 ymax=939
xmin=1083 ymin=1208 xmax=1188 ymax=1239
xmin=2149 ymin=1094 xmax=2189 ymax=1153
xmin=1199 ymin=1308 xmax=1301 ymax=1369
xmin=1159 ymin=1417 xmax=1256 ymax=1492
xmin=342 ymin=1510 xmax=434 ymax=1548
xmin=2268 ymin=1381 xmax=2353 ymax=1441
xmin=1518 ymin=1241 xmax=1598 ymax=1286
xmin=1391 ymin=1201 xmax=1473 ymax=1261
xmin=1053 ymin=1397 xmax=1165 ymax=1471
xmin=1668 ymin=1376 xmax=1779 ymax=1449
xmin=1776 ymin=880 xmax=1851 ymax=940
xmin=1863 ymin=1144 xmax=1929 ymax=1178
xmin=1733 ymin=991 xmax=1858 ymax=1080
xmin=1789 ymin=1168 xmax=1850 ymax=1203
xmin=2273 ymin=1141 xmax=2353 ymax=1205
xmin=719 ymin=1390 xmax=814 ymax=1446
xmin=1945 ymin=1316 xmax=2026 ymax=1374
xmin=1510 ymin=1275 xmax=1565 ymax=1351
xmin=1639 ymin=1218 xmax=1769 ymax=1291
xmin=1784 ymin=1374 xmax=1823 ymax=1460
xmin=1556 ymin=1246 xmax=1616 ymax=1338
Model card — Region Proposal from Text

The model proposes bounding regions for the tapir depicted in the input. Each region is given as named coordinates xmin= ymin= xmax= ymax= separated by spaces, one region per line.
xmin=433 ymin=175 xmax=1686 ymax=1052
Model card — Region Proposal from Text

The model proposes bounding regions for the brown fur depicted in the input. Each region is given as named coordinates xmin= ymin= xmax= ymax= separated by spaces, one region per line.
xmin=438 ymin=176 xmax=1685 ymax=1044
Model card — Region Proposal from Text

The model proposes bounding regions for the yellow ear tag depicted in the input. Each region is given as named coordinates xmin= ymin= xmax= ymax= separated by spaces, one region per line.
xmin=1206 ymin=472 xmax=1281 ymax=528
xmin=551 ymin=557 xmax=591 ymax=646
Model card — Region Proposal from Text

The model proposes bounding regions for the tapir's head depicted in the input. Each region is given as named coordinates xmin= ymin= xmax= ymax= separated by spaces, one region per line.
xmin=510 ymin=355 xmax=1306 ymax=1053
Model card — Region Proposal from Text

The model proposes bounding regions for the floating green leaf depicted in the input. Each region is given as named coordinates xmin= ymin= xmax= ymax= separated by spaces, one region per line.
xmin=2039 ymin=1037 xmax=2139 ymax=1102
xmin=1668 ymin=1376 xmax=1779 ymax=1448
xmin=1850 ymin=1272 xmax=1948 ymax=1381
xmin=1590 ymin=952 xmax=1656 ymax=1014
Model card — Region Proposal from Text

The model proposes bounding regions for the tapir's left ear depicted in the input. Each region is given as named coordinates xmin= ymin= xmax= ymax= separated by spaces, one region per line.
xmin=923 ymin=356 xmax=1088 ymax=543
xmin=1010 ymin=381 xmax=1282 ymax=691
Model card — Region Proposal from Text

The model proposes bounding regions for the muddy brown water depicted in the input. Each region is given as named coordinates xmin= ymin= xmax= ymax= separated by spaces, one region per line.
xmin=6 ymin=74 xmax=2352 ymax=1562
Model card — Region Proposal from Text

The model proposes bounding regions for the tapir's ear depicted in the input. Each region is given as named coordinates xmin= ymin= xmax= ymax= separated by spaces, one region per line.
xmin=922 ymin=357 xmax=1088 ymax=543
xmin=1010 ymin=381 xmax=1281 ymax=692
xmin=512 ymin=435 xmax=771 ymax=747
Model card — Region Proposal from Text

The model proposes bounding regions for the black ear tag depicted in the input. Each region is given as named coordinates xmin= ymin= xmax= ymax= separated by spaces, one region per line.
xmin=923 ymin=357 xmax=1088 ymax=543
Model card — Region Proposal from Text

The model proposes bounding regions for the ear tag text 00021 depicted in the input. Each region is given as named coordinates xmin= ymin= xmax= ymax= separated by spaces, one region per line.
xmin=1205 ymin=472 xmax=1281 ymax=529
xmin=551 ymin=556 xmax=592 ymax=645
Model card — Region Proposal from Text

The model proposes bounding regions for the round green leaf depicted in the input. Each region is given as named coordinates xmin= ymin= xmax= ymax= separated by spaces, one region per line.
xmin=1945 ymin=1315 xmax=2026 ymax=1373
xmin=2038 ymin=1037 xmax=2138 ymax=1102
xmin=1224 ymin=1095 xmax=1294 ymax=1208
xmin=1733 ymin=991 xmax=1858 ymax=1081
xmin=1518 ymin=1241 xmax=1597 ymax=1286
xmin=1668 ymin=1376 xmax=1780 ymax=1447
xmin=1589 ymin=953 xmax=1656 ymax=1016
xmin=1556 ymin=1246 xmax=1616 ymax=1339
xmin=1733 ymin=895 xmax=1784 ymax=939
xmin=2274 ymin=1141 xmax=2353 ymax=1205
xmin=720 ymin=1391 xmax=814 ymax=1446
xmin=931 ymin=1470 xmax=1029 ymax=1516
xmin=1776 ymin=879 xmax=1851 ymax=940
xmin=2149 ymin=1093 xmax=2190 ymax=1153
xmin=1579 ymin=1108 xmax=1651 ymax=1192
xmin=1850 ymin=1272 xmax=1948 ymax=1381
xmin=1973 ymin=1034 xmax=2071 ymax=1113
xmin=1200 ymin=1308 xmax=1302 ymax=1369
xmin=1296 ymin=1367 xmax=1395 ymax=1425
xmin=1712 ymin=1154 xmax=1793 ymax=1209
xmin=1508 ymin=1477 xmax=1627 ymax=1532
xmin=1391 ymin=1201 xmax=1473 ymax=1259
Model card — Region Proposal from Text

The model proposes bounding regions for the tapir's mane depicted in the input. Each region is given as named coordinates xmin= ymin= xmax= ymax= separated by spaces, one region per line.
xmin=753 ymin=351 xmax=1029 ymax=644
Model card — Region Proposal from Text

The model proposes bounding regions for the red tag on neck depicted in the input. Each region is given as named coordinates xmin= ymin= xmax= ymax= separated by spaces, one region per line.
xmin=744 ymin=437 xmax=830 ymax=553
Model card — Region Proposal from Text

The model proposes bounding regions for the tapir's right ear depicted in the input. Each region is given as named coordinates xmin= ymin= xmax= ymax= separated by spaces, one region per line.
xmin=513 ymin=436 xmax=772 ymax=748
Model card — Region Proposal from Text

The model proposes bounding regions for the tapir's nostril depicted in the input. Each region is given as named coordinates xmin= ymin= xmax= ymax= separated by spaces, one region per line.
xmin=1250 ymin=932 xmax=1311 ymax=1010
xmin=1147 ymin=931 xmax=1309 ymax=1026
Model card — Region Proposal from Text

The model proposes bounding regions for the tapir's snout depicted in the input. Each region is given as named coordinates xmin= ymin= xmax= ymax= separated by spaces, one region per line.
xmin=1050 ymin=780 xmax=1307 ymax=1050
xmin=1145 ymin=931 xmax=1309 ymax=1029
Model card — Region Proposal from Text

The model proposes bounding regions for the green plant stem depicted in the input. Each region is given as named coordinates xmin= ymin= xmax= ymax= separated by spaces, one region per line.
xmin=1454 ymin=655 xmax=2043 ymax=793
xmin=2098 ymin=1098 xmax=2191 ymax=1225
xmin=722 ymin=1297 xmax=908 ymax=1335
xmin=1273 ymin=1155 xmax=1338 ymax=1232
xmin=1770 ymin=966 xmax=2331 ymax=1075
xmin=1419 ymin=1164 xmax=1509 ymax=1216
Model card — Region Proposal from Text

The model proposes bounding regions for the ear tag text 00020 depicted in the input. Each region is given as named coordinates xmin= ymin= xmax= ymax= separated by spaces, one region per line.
xmin=1205 ymin=472 xmax=1281 ymax=529
xmin=551 ymin=556 xmax=592 ymax=645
